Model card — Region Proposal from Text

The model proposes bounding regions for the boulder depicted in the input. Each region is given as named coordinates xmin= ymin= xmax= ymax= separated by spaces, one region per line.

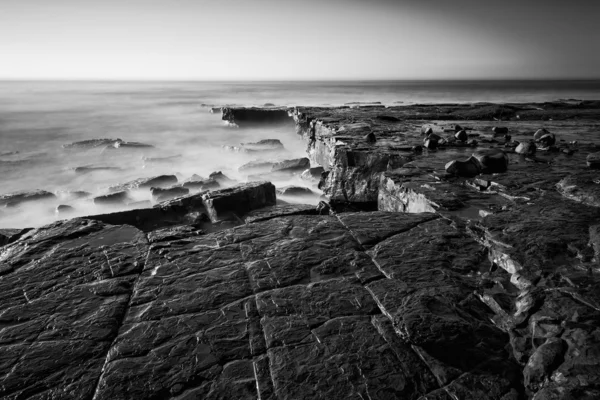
xmin=492 ymin=127 xmax=509 ymax=135
xmin=515 ymin=141 xmax=536 ymax=155
xmin=104 ymin=139 xmax=154 ymax=150
xmin=0 ymin=190 xmax=56 ymax=208
xmin=454 ymin=124 xmax=463 ymax=132
xmin=445 ymin=157 xmax=482 ymax=177
xmin=455 ymin=130 xmax=468 ymax=142
xmin=421 ymin=125 xmax=434 ymax=136
xmin=222 ymin=107 xmax=292 ymax=127
xmin=364 ymin=132 xmax=376 ymax=143
xmin=472 ymin=149 xmax=509 ymax=173
xmin=201 ymin=181 xmax=276 ymax=222
xmin=151 ymin=186 xmax=190 ymax=202
xmin=587 ymin=152 xmax=600 ymax=169
xmin=93 ymin=191 xmax=130 ymax=206
xmin=534 ymin=129 xmax=556 ymax=147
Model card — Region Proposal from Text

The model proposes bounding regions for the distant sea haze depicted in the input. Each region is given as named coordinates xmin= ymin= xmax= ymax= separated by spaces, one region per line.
xmin=0 ymin=79 xmax=599 ymax=228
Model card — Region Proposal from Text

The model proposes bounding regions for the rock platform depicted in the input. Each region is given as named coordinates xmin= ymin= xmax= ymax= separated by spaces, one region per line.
xmin=1 ymin=101 xmax=600 ymax=399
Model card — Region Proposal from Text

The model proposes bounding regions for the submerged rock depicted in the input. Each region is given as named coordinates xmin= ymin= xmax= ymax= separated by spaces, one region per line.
xmin=492 ymin=126 xmax=509 ymax=135
xmin=238 ymin=160 xmax=276 ymax=174
xmin=209 ymin=171 xmax=236 ymax=186
xmin=182 ymin=178 xmax=220 ymax=191
xmin=110 ymin=175 xmax=178 ymax=192
xmin=62 ymin=138 xmax=118 ymax=149
xmin=74 ymin=165 xmax=122 ymax=174
xmin=300 ymin=166 xmax=325 ymax=181
xmin=276 ymin=186 xmax=317 ymax=198
xmin=240 ymin=139 xmax=284 ymax=151
xmin=455 ymin=130 xmax=468 ymax=142
xmin=55 ymin=204 xmax=75 ymax=215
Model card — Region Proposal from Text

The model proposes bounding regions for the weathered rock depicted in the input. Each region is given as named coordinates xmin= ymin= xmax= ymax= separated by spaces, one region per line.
xmin=0 ymin=190 xmax=57 ymax=208
xmin=244 ymin=204 xmax=318 ymax=223
xmin=202 ymin=181 xmax=276 ymax=222
xmin=142 ymin=154 xmax=182 ymax=164
xmin=93 ymin=191 xmax=130 ymax=206
xmin=151 ymin=186 xmax=190 ymax=202
xmin=0 ymin=228 xmax=32 ymax=246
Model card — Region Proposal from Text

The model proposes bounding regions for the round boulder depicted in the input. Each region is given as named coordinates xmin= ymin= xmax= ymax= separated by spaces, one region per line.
xmin=492 ymin=127 xmax=509 ymax=135
xmin=515 ymin=141 xmax=536 ymax=156
xmin=455 ymin=130 xmax=468 ymax=142
xmin=472 ymin=149 xmax=509 ymax=173
xmin=445 ymin=156 xmax=482 ymax=177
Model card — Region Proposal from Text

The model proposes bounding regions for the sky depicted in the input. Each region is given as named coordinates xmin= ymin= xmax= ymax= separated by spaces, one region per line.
xmin=1 ymin=0 xmax=599 ymax=80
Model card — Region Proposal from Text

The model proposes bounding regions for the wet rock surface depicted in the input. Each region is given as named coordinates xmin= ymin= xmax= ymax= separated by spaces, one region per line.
xmin=2 ymin=101 xmax=600 ymax=399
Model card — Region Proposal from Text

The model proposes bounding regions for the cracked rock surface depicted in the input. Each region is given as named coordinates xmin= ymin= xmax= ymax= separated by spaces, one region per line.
xmin=2 ymin=102 xmax=600 ymax=399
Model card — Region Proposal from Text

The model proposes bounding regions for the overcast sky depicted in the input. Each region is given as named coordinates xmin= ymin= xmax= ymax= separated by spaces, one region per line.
xmin=1 ymin=0 xmax=599 ymax=80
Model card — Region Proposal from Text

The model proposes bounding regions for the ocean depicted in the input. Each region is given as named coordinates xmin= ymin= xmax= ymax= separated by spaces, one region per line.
xmin=1 ymin=80 xmax=600 ymax=228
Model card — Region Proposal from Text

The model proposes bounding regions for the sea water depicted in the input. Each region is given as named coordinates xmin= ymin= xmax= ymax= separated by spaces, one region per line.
xmin=1 ymin=80 xmax=599 ymax=228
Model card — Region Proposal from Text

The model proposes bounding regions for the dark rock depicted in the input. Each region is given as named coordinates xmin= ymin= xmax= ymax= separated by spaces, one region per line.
xmin=209 ymin=171 xmax=236 ymax=186
xmin=492 ymin=127 xmax=509 ymax=135
xmin=316 ymin=200 xmax=331 ymax=215
xmin=55 ymin=204 xmax=75 ymax=215
xmin=524 ymin=338 xmax=566 ymax=390
xmin=202 ymin=181 xmax=276 ymax=222
xmin=74 ymin=165 xmax=122 ymax=174
xmin=276 ymin=186 xmax=317 ymax=198
xmin=222 ymin=107 xmax=292 ymax=127
xmin=93 ymin=191 xmax=130 ymax=206
xmin=455 ymin=130 xmax=468 ymax=142
xmin=587 ymin=152 xmax=600 ymax=169
xmin=533 ymin=128 xmax=551 ymax=141
xmin=300 ymin=166 xmax=325 ymax=181
xmin=151 ymin=186 xmax=190 ymax=202
xmin=62 ymin=138 xmax=118 ymax=150
xmin=142 ymin=154 xmax=182 ymax=164
xmin=454 ymin=124 xmax=463 ymax=132
xmin=0 ymin=228 xmax=32 ymax=246
xmin=56 ymin=190 xmax=92 ymax=200
xmin=209 ymin=107 xmax=221 ymax=113
xmin=270 ymin=157 xmax=310 ymax=173
xmin=0 ymin=190 xmax=57 ymax=208
xmin=445 ymin=157 xmax=482 ymax=177
xmin=515 ymin=141 xmax=536 ymax=155
xmin=472 ymin=149 xmax=509 ymax=173
xmin=364 ymin=132 xmax=376 ymax=143
xmin=421 ymin=125 xmax=434 ymax=136
xmin=423 ymin=138 xmax=438 ymax=149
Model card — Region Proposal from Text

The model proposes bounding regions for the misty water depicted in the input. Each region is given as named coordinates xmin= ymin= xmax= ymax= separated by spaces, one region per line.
xmin=1 ymin=80 xmax=600 ymax=228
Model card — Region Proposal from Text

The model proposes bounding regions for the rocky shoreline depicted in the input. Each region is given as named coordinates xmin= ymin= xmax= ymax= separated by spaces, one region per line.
xmin=1 ymin=101 xmax=600 ymax=399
